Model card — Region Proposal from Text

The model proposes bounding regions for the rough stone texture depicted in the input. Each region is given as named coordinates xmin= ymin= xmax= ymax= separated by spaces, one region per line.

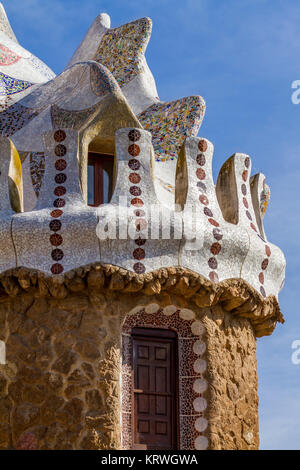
xmin=203 ymin=305 xmax=259 ymax=450
xmin=0 ymin=265 xmax=278 ymax=449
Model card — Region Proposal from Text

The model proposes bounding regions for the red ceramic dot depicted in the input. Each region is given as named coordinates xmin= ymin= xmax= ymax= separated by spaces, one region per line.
xmin=265 ymin=245 xmax=271 ymax=257
xmin=209 ymin=271 xmax=219 ymax=283
xmin=134 ymin=210 xmax=145 ymax=217
xmin=210 ymin=242 xmax=221 ymax=255
xmin=128 ymin=129 xmax=141 ymax=142
xmin=135 ymin=219 xmax=147 ymax=231
xmin=55 ymin=159 xmax=67 ymax=171
xmin=55 ymin=144 xmax=67 ymax=157
xmin=54 ymin=186 xmax=66 ymax=197
xmin=130 ymin=186 xmax=142 ymax=196
xmin=208 ymin=218 xmax=219 ymax=227
xmin=128 ymin=144 xmax=140 ymax=157
xmin=55 ymin=173 xmax=67 ymax=184
xmin=129 ymin=173 xmax=141 ymax=184
xmin=250 ymin=223 xmax=257 ymax=232
xmin=243 ymin=197 xmax=248 ymax=208
xmin=208 ymin=257 xmax=218 ymax=269
xmin=259 ymin=272 xmax=264 ymax=284
xmin=260 ymin=286 xmax=266 ymax=297
xmin=131 ymin=198 xmax=144 ymax=207
xmin=51 ymin=263 xmax=64 ymax=275
xmin=50 ymin=233 xmax=63 ymax=246
xmin=135 ymin=237 xmax=146 ymax=246
xmin=245 ymin=157 xmax=250 ymax=168
xmin=133 ymin=262 xmax=145 ymax=274
xmin=51 ymin=249 xmax=64 ymax=261
xmin=204 ymin=207 xmax=213 ymax=217
xmin=198 ymin=140 xmax=208 ymax=152
xmin=261 ymin=259 xmax=269 ymax=270
xmin=49 ymin=220 xmax=62 ymax=232
xmin=196 ymin=154 xmax=206 ymax=166
xmin=213 ymin=228 xmax=223 ymax=240
xmin=196 ymin=168 xmax=206 ymax=180
xmin=242 ymin=170 xmax=248 ymax=181
xmin=50 ymin=209 xmax=63 ymax=218
xmin=197 ymin=182 xmax=207 ymax=192
xmin=54 ymin=130 xmax=66 ymax=142
xmin=133 ymin=248 xmax=145 ymax=260
xmin=53 ymin=198 xmax=65 ymax=208
xmin=128 ymin=159 xmax=140 ymax=171
xmin=199 ymin=194 xmax=209 ymax=205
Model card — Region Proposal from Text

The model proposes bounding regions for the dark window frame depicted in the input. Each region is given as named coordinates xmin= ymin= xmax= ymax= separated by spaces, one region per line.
xmin=88 ymin=152 xmax=114 ymax=206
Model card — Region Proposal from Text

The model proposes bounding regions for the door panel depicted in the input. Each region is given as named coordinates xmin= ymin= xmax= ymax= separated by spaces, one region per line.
xmin=132 ymin=328 xmax=177 ymax=450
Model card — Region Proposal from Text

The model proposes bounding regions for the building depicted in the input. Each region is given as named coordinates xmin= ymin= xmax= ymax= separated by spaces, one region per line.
xmin=0 ymin=4 xmax=286 ymax=450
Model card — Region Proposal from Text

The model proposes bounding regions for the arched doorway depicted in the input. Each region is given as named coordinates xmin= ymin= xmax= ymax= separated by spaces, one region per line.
xmin=121 ymin=304 xmax=209 ymax=450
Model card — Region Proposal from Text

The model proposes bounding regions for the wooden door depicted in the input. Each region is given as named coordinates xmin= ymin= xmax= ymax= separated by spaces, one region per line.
xmin=132 ymin=328 xmax=178 ymax=450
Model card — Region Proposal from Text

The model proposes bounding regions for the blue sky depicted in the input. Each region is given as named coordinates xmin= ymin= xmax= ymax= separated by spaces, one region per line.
xmin=3 ymin=0 xmax=300 ymax=449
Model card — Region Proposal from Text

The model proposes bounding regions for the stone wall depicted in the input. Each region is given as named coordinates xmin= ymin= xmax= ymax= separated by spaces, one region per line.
xmin=203 ymin=305 xmax=259 ymax=449
xmin=0 ymin=289 xmax=122 ymax=450
xmin=0 ymin=266 xmax=277 ymax=449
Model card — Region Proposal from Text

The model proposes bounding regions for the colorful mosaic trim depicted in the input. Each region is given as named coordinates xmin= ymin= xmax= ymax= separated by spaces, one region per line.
xmin=122 ymin=304 xmax=209 ymax=450
xmin=94 ymin=18 xmax=152 ymax=88
xmin=126 ymin=129 xmax=148 ymax=274
xmin=138 ymin=96 xmax=205 ymax=162
xmin=0 ymin=43 xmax=21 ymax=66
xmin=50 ymin=104 xmax=98 ymax=130
xmin=30 ymin=152 xmax=45 ymax=196
xmin=0 ymin=103 xmax=38 ymax=137
xmin=240 ymin=157 xmax=271 ymax=298
xmin=196 ymin=139 xmax=222 ymax=283
xmin=260 ymin=180 xmax=270 ymax=218
xmin=49 ymin=129 xmax=68 ymax=275
xmin=18 ymin=151 xmax=46 ymax=196
xmin=0 ymin=71 xmax=34 ymax=95
xmin=90 ymin=63 xmax=118 ymax=97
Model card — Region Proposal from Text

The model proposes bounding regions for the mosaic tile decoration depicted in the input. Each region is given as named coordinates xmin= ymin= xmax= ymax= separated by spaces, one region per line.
xmin=94 ymin=17 xmax=152 ymax=88
xmin=29 ymin=54 xmax=56 ymax=81
xmin=0 ymin=137 xmax=19 ymax=272
xmin=0 ymin=103 xmax=38 ymax=137
xmin=217 ymin=153 xmax=285 ymax=298
xmin=12 ymin=127 xmax=101 ymax=274
xmin=17 ymin=150 xmax=45 ymax=197
xmin=30 ymin=152 xmax=45 ymax=196
xmin=48 ymin=129 xmax=68 ymax=274
xmin=122 ymin=305 xmax=208 ymax=450
xmin=260 ymin=180 xmax=270 ymax=218
xmin=179 ymin=136 xmax=249 ymax=284
xmin=0 ymin=43 xmax=20 ymax=65
xmin=0 ymin=71 xmax=34 ymax=95
xmin=138 ymin=96 xmax=205 ymax=162
xmin=194 ymin=139 xmax=222 ymax=284
xmin=89 ymin=62 xmax=118 ymax=97
xmin=50 ymin=103 xmax=99 ymax=130
xmin=239 ymin=156 xmax=272 ymax=298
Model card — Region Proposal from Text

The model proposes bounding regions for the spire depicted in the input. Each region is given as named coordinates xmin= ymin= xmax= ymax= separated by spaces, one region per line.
xmin=0 ymin=3 xmax=18 ymax=42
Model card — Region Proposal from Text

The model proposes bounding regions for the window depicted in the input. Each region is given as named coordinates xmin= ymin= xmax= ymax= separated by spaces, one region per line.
xmin=88 ymin=153 xmax=114 ymax=206
xmin=131 ymin=328 xmax=178 ymax=450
